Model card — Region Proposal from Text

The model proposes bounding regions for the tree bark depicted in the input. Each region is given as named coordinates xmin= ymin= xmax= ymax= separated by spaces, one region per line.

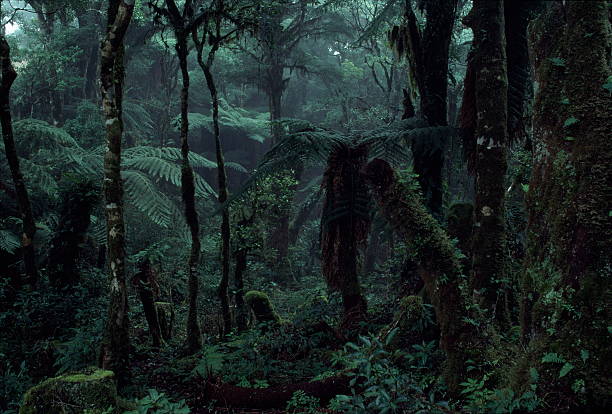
xmin=402 ymin=0 xmax=457 ymax=218
xmin=99 ymin=0 xmax=134 ymax=386
xmin=195 ymin=19 xmax=233 ymax=336
xmin=321 ymin=145 xmax=370 ymax=329
xmin=176 ymin=32 xmax=202 ymax=352
xmin=465 ymin=0 xmax=508 ymax=317
xmin=518 ymin=2 xmax=611 ymax=407
xmin=0 ymin=32 xmax=38 ymax=286
xmin=363 ymin=159 xmax=473 ymax=395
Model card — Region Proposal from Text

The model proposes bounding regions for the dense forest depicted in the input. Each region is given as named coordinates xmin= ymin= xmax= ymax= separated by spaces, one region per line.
xmin=0 ymin=0 xmax=610 ymax=413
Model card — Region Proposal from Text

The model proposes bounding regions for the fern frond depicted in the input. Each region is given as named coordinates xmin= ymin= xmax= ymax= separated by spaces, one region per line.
xmin=13 ymin=119 xmax=79 ymax=155
xmin=122 ymin=170 xmax=173 ymax=228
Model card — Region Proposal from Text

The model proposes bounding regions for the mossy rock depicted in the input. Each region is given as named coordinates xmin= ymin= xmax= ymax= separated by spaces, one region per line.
xmin=244 ymin=290 xmax=281 ymax=325
xmin=20 ymin=367 xmax=118 ymax=414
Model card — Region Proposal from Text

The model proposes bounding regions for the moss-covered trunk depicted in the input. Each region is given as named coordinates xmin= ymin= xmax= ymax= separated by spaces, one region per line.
xmin=519 ymin=1 xmax=611 ymax=407
xmin=363 ymin=159 xmax=472 ymax=394
xmin=99 ymin=0 xmax=134 ymax=385
xmin=0 ymin=33 xmax=38 ymax=287
xmin=465 ymin=0 xmax=509 ymax=317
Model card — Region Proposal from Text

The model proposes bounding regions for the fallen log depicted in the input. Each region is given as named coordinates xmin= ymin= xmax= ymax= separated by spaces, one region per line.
xmin=201 ymin=375 xmax=351 ymax=409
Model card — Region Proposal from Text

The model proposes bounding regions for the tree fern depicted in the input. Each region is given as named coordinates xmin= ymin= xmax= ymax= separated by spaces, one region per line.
xmin=225 ymin=117 xmax=455 ymax=208
xmin=122 ymin=170 xmax=174 ymax=228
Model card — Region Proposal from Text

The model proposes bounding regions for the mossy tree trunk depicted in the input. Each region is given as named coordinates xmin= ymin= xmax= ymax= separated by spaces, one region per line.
xmin=363 ymin=159 xmax=473 ymax=395
xmin=519 ymin=1 xmax=611 ymax=406
xmin=464 ymin=0 xmax=509 ymax=317
xmin=0 ymin=30 xmax=38 ymax=287
xmin=321 ymin=145 xmax=371 ymax=328
xmin=194 ymin=13 xmax=233 ymax=336
xmin=99 ymin=0 xmax=134 ymax=385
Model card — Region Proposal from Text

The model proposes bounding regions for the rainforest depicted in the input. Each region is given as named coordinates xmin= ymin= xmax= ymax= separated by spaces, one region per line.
xmin=0 ymin=0 xmax=610 ymax=413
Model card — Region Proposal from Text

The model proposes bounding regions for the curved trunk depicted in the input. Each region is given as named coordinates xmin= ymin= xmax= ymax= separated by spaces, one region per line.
xmin=363 ymin=159 xmax=473 ymax=395
xmin=0 ymin=34 xmax=38 ymax=286
xmin=99 ymin=0 xmax=134 ymax=385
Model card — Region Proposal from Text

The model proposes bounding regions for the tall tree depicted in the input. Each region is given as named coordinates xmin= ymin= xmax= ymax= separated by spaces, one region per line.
xmin=99 ymin=0 xmax=135 ymax=384
xmin=193 ymin=0 xmax=241 ymax=336
xmin=1 ymin=12 xmax=38 ymax=286
xmin=389 ymin=0 xmax=458 ymax=217
xmin=517 ymin=1 xmax=611 ymax=406
xmin=149 ymin=0 xmax=208 ymax=351
xmin=464 ymin=0 xmax=508 ymax=316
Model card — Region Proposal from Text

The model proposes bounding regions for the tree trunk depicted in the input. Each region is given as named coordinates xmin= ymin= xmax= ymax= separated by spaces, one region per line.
xmin=133 ymin=259 xmax=163 ymax=347
xmin=99 ymin=0 xmax=134 ymax=386
xmin=407 ymin=0 xmax=457 ymax=218
xmin=48 ymin=180 xmax=99 ymax=287
xmin=363 ymin=159 xmax=473 ymax=395
xmin=465 ymin=0 xmax=508 ymax=317
xmin=0 ymin=33 xmax=38 ymax=286
xmin=176 ymin=33 xmax=202 ymax=352
xmin=196 ymin=24 xmax=233 ymax=335
xmin=321 ymin=145 xmax=370 ymax=329
xmin=520 ymin=5 xmax=611 ymax=404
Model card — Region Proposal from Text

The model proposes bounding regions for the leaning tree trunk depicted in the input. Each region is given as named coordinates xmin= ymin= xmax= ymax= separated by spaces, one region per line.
xmin=465 ymin=0 xmax=508 ymax=318
xmin=518 ymin=3 xmax=611 ymax=407
xmin=176 ymin=33 xmax=202 ymax=352
xmin=0 ymin=32 xmax=38 ymax=286
xmin=363 ymin=159 xmax=473 ymax=395
xmin=197 ymin=39 xmax=232 ymax=336
xmin=321 ymin=145 xmax=370 ymax=329
xmin=99 ymin=0 xmax=134 ymax=386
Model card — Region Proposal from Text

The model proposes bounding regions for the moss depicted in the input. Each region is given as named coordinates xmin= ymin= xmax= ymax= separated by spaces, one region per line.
xmin=244 ymin=290 xmax=281 ymax=325
xmin=386 ymin=295 xmax=424 ymax=351
xmin=20 ymin=368 xmax=118 ymax=414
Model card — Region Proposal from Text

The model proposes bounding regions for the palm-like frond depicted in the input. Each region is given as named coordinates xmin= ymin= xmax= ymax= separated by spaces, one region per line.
xmin=123 ymin=170 xmax=174 ymax=228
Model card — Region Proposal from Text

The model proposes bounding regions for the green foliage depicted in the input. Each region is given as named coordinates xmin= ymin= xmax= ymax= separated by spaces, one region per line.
xmin=125 ymin=389 xmax=190 ymax=414
xmin=331 ymin=333 xmax=449 ymax=414
xmin=286 ymin=390 xmax=321 ymax=414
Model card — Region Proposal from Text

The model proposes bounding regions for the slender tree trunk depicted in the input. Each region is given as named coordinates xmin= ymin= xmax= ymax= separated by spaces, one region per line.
xmin=0 ymin=33 xmax=38 ymax=286
xmin=99 ymin=0 xmax=134 ymax=385
xmin=198 ymin=48 xmax=232 ymax=336
xmin=465 ymin=0 xmax=508 ymax=317
xmin=233 ymin=220 xmax=249 ymax=332
xmin=176 ymin=33 xmax=202 ymax=352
